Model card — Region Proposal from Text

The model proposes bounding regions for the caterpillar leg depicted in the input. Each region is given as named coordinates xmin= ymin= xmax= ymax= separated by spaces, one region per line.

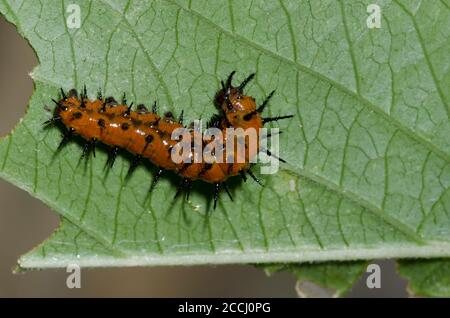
xmin=256 ymin=90 xmax=276 ymax=113
xmin=178 ymin=110 xmax=184 ymax=124
xmin=185 ymin=179 xmax=192 ymax=200
xmin=221 ymin=81 xmax=234 ymax=111
xmin=211 ymin=181 xmax=234 ymax=210
xmin=60 ymin=87 xmax=67 ymax=100
xmin=243 ymin=90 xmax=276 ymax=121
xmin=126 ymin=154 xmax=142 ymax=179
xmin=57 ymin=127 xmax=75 ymax=151
xmin=104 ymin=146 xmax=120 ymax=170
xmin=246 ymin=169 xmax=263 ymax=187
xmin=260 ymin=147 xmax=287 ymax=164
xmin=52 ymin=98 xmax=67 ymax=111
xmin=237 ymin=73 xmax=255 ymax=93
xmin=80 ymin=85 xmax=87 ymax=108
xmin=225 ymin=71 xmax=236 ymax=88
xmin=81 ymin=138 xmax=97 ymax=160
xmin=42 ymin=115 xmax=61 ymax=128
xmin=149 ymin=168 xmax=164 ymax=192
xmin=239 ymin=170 xmax=247 ymax=182
xmin=81 ymin=85 xmax=87 ymax=99
xmin=213 ymin=183 xmax=221 ymax=210
xmin=223 ymin=182 xmax=233 ymax=201
xmin=174 ymin=178 xmax=191 ymax=200
xmin=123 ymin=103 xmax=134 ymax=117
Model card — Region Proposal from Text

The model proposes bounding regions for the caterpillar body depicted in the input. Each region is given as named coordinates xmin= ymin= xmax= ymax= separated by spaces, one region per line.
xmin=45 ymin=72 xmax=293 ymax=208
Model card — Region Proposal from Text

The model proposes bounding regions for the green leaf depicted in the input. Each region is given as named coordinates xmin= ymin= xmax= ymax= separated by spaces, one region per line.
xmin=18 ymin=218 xmax=124 ymax=269
xmin=260 ymin=260 xmax=450 ymax=297
xmin=262 ymin=262 xmax=366 ymax=297
xmin=1 ymin=0 xmax=449 ymax=278
xmin=398 ymin=259 xmax=450 ymax=297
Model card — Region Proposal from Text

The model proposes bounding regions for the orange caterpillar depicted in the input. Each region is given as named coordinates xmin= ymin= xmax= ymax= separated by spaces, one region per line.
xmin=45 ymin=72 xmax=292 ymax=208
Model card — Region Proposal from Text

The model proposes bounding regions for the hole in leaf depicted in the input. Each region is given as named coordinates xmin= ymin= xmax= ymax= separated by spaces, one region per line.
xmin=0 ymin=15 xmax=38 ymax=136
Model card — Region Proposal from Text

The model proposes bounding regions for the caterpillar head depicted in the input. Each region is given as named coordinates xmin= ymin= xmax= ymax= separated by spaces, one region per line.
xmin=214 ymin=88 xmax=260 ymax=130
xmin=213 ymin=72 xmax=263 ymax=130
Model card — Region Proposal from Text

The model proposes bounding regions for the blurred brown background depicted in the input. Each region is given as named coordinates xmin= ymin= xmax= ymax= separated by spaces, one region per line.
xmin=0 ymin=15 xmax=408 ymax=297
